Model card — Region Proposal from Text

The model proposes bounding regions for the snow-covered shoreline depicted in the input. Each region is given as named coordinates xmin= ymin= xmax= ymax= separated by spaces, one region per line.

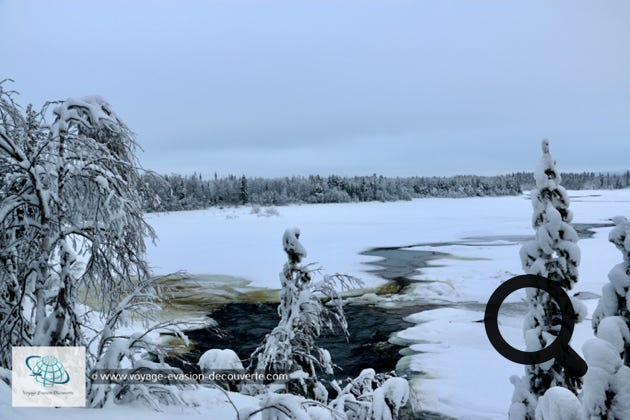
xmin=393 ymin=191 xmax=630 ymax=419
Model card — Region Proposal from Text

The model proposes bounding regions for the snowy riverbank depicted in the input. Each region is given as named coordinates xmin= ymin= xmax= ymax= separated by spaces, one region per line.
xmin=4 ymin=190 xmax=630 ymax=419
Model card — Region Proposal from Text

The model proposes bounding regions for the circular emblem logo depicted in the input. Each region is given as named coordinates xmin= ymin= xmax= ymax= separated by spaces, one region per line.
xmin=26 ymin=355 xmax=71 ymax=387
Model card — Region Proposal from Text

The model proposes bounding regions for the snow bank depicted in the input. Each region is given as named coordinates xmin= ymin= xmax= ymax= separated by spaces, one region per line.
xmin=199 ymin=349 xmax=243 ymax=371
xmin=534 ymin=387 xmax=582 ymax=420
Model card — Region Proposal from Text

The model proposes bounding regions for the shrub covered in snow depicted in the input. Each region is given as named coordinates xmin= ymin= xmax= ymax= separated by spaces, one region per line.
xmin=329 ymin=368 xmax=379 ymax=419
xmin=510 ymin=139 xmax=582 ymax=419
xmin=328 ymin=369 xmax=412 ymax=420
xmin=236 ymin=370 xmax=411 ymax=419
xmin=86 ymin=277 xmax=192 ymax=409
xmin=370 ymin=377 xmax=410 ymax=420
xmin=238 ymin=392 xmax=341 ymax=420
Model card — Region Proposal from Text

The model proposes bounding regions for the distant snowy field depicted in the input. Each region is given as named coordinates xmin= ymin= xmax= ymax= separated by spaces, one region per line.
xmin=5 ymin=190 xmax=630 ymax=419
xmin=145 ymin=193 xmax=541 ymax=290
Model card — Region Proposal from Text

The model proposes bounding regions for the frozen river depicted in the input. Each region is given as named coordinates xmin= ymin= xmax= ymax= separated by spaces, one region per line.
xmin=146 ymin=190 xmax=630 ymax=418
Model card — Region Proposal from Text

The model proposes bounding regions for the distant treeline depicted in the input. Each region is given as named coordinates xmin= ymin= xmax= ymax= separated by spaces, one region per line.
xmin=142 ymin=171 xmax=630 ymax=212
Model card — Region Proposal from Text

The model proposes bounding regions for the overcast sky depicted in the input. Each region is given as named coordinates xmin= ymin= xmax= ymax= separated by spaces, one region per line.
xmin=1 ymin=0 xmax=629 ymax=177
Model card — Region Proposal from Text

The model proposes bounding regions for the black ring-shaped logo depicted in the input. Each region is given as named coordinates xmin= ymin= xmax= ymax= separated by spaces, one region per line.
xmin=484 ymin=274 xmax=587 ymax=377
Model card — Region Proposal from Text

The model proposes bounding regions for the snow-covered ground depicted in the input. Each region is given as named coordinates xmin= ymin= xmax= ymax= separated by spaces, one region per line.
xmin=1 ymin=381 xmax=260 ymax=420
xmin=146 ymin=190 xmax=630 ymax=301
xmin=5 ymin=189 xmax=630 ymax=419
xmin=145 ymin=194 xmax=540 ymax=290
xmin=394 ymin=190 xmax=630 ymax=419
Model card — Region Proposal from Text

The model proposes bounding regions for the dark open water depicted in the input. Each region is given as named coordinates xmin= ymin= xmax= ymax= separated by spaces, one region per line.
xmin=167 ymin=248 xmax=453 ymax=419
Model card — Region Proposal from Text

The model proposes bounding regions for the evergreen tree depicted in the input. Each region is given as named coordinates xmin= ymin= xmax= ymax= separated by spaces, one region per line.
xmin=239 ymin=175 xmax=249 ymax=205
xmin=581 ymin=317 xmax=630 ymax=419
xmin=593 ymin=216 xmax=630 ymax=362
xmin=581 ymin=216 xmax=630 ymax=418
xmin=509 ymin=140 xmax=582 ymax=419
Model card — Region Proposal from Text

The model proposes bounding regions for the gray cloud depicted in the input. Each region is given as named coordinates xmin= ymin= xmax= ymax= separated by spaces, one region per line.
xmin=1 ymin=0 xmax=629 ymax=177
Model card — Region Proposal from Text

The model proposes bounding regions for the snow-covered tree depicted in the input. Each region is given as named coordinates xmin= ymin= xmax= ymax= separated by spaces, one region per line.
xmin=581 ymin=318 xmax=630 ymax=419
xmin=236 ymin=369 xmax=411 ymax=420
xmin=592 ymin=216 xmax=630 ymax=362
xmin=239 ymin=175 xmax=249 ymax=205
xmin=249 ymin=228 xmax=360 ymax=400
xmin=0 ymin=81 xmax=191 ymax=407
xmin=510 ymin=139 xmax=582 ymax=419
xmin=0 ymin=82 xmax=41 ymax=366
xmin=0 ymin=85 xmax=156 ymax=353
xmin=582 ymin=216 xmax=630 ymax=418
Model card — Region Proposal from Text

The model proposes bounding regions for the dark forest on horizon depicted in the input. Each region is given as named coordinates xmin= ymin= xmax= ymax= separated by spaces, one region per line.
xmin=142 ymin=170 xmax=630 ymax=212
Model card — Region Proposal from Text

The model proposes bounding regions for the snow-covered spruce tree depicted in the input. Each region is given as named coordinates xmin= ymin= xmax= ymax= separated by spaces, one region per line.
xmin=581 ymin=318 xmax=630 ymax=419
xmin=509 ymin=139 xmax=582 ymax=419
xmin=592 ymin=216 xmax=630 ymax=363
xmin=249 ymin=228 xmax=360 ymax=400
xmin=239 ymin=175 xmax=249 ymax=205
xmin=581 ymin=216 xmax=630 ymax=418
